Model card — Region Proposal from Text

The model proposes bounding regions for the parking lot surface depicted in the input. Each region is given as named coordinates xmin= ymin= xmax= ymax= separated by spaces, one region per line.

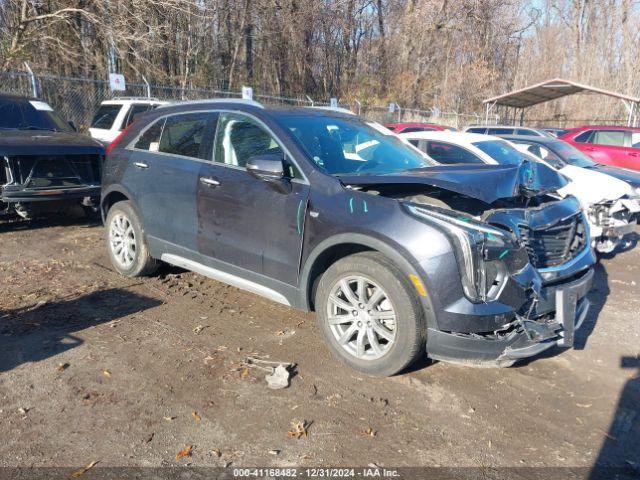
xmin=0 ymin=213 xmax=638 ymax=474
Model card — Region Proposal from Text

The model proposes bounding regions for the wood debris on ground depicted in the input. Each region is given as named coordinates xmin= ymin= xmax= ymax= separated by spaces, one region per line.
xmin=287 ymin=420 xmax=309 ymax=439
xmin=71 ymin=460 xmax=99 ymax=477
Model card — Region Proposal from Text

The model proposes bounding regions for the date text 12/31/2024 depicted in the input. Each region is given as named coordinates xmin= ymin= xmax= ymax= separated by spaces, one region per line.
xmin=233 ymin=468 xmax=401 ymax=478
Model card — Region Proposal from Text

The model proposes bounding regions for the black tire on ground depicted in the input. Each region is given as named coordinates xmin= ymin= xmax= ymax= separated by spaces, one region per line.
xmin=315 ymin=251 xmax=427 ymax=377
xmin=105 ymin=201 xmax=158 ymax=277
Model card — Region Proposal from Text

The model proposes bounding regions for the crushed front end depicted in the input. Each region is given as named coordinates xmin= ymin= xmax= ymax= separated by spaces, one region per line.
xmin=587 ymin=197 xmax=640 ymax=253
xmin=424 ymin=196 xmax=595 ymax=366
xmin=1 ymin=154 xmax=102 ymax=218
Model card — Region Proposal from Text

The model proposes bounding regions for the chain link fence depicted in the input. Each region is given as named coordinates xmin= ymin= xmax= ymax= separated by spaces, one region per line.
xmin=0 ymin=70 xmax=491 ymax=131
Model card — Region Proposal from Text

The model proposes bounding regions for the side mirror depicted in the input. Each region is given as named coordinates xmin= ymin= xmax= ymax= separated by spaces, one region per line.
xmin=246 ymin=154 xmax=285 ymax=181
xmin=68 ymin=121 xmax=77 ymax=131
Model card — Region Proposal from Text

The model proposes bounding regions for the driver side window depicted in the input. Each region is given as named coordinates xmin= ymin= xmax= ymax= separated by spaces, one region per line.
xmin=214 ymin=113 xmax=284 ymax=167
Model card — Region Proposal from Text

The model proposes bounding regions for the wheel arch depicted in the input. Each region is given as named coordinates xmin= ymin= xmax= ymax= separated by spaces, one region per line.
xmin=299 ymin=233 xmax=431 ymax=313
xmin=101 ymin=186 xmax=138 ymax=223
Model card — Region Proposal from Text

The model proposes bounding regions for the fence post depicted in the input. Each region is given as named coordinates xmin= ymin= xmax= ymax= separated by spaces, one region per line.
xmin=141 ymin=75 xmax=151 ymax=98
xmin=23 ymin=62 xmax=39 ymax=97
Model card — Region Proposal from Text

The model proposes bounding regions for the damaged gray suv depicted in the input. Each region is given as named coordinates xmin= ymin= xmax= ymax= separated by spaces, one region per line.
xmin=101 ymin=100 xmax=596 ymax=376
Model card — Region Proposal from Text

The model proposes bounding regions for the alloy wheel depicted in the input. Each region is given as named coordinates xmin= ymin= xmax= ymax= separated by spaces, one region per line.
xmin=326 ymin=275 xmax=397 ymax=360
xmin=109 ymin=213 xmax=137 ymax=269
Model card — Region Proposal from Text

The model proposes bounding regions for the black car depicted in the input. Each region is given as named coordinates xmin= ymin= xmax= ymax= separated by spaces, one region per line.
xmin=102 ymin=100 xmax=595 ymax=376
xmin=0 ymin=93 xmax=103 ymax=219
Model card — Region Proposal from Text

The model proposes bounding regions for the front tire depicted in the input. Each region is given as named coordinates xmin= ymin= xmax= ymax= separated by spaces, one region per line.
xmin=105 ymin=201 xmax=158 ymax=277
xmin=315 ymin=252 xmax=426 ymax=376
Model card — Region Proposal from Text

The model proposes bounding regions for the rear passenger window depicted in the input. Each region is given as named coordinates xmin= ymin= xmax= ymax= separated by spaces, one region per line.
xmin=426 ymin=141 xmax=484 ymax=164
xmin=134 ymin=118 xmax=165 ymax=151
xmin=592 ymin=130 xmax=625 ymax=147
xmin=487 ymin=128 xmax=514 ymax=135
xmin=632 ymin=133 xmax=640 ymax=148
xmin=159 ymin=112 xmax=218 ymax=160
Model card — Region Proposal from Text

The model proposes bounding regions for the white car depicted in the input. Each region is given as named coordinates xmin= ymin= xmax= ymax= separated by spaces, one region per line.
xmin=400 ymin=131 xmax=640 ymax=253
xmin=89 ymin=97 xmax=168 ymax=145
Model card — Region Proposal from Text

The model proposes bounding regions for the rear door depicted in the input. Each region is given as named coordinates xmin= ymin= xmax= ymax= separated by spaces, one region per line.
xmin=128 ymin=111 xmax=218 ymax=250
xmin=619 ymin=131 xmax=640 ymax=170
xmin=197 ymin=111 xmax=309 ymax=286
xmin=573 ymin=129 xmax=629 ymax=167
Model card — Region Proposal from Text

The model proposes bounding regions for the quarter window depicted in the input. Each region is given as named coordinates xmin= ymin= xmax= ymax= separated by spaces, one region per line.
xmin=125 ymin=104 xmax=151 ymax=128
xmin=591 ymin=130 xmax=625 ymax=146
xmin=426 ymin=141 xmax=485 ymax=164
xmin=631 ymin=133 xmax=640 ymax=148
xmin=159 ymin=112 xmax=218 ymax=160
xmin=573 ymin=130 xmax=592 ymax=143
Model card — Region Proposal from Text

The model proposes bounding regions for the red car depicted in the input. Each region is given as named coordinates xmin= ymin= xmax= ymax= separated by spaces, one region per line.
xmin=384 ymin=122 xmax=456 ymax=134
xmin=560 ymin=125 xmax=640 ymax=171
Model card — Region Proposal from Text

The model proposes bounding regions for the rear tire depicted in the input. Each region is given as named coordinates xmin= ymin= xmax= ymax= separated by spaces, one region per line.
xmin=105 ymin=201 xmax=158 ymax=277
xmin=315 ymin=252 xmax=426 ymax=376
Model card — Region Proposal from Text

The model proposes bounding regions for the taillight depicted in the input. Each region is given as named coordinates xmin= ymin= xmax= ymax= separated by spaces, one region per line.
xmin=105 ymin=127 xmax=129 ymax=157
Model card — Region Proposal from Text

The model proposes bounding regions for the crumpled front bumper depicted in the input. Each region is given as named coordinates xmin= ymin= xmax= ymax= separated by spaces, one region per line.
xmin=426 ymin=268 xmax=594 ymax=367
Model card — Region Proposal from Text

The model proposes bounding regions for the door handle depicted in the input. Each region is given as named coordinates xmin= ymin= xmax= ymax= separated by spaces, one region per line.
xmin=628 ymin=152 xmax=640 ymax=157
xmin=134 ymin=162 xmax=149 ymax=169
xmin=584 ymin=147 xmax=596 ymax=151
xmin=200 ymin=177 xmax=221 ymax=187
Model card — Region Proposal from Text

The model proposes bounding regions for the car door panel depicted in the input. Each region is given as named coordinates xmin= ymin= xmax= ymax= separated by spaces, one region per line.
xmin=197 ymin=164 xmax=309 ymax=285
xmin=130 ymin=111 xmax=217 ymax=250
xmin=196 ymin=112 xmax=309 ymax=286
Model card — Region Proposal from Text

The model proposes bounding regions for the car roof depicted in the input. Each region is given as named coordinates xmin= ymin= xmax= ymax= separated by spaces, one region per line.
xmin=464 ymin=124 xmax=541 ymax=130
xmin=101 ymin=98 xmax=168 ymax=106
xmin=568 ymin=125 xmax=640 ymax=132
xmin=399 ymin=130 xmax=502 ymax=145
xmin=499 ymin=134 xmax=559 ymax=145
xmin=152 ymin=99 xmax=360 ymax=120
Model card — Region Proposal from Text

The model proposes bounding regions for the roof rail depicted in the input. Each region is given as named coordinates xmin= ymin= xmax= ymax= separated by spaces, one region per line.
xmin=108 ymin=96 xmax=162 ymax=102
xmin=157 ymin=98 xmax=264 ymax=109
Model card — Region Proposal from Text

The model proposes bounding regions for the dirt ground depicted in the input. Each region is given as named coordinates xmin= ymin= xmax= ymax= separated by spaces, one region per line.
xmin=0 ymin=211 xmax=638 ymax=478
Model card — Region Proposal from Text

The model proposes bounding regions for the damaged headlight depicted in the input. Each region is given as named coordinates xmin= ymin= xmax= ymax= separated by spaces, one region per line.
xmin=405 ymin=204 xmax=525 ymax=303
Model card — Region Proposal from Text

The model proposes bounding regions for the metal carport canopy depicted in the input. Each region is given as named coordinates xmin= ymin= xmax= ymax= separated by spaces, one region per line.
xmin=483 ymin=78 xmax=640 ymax=125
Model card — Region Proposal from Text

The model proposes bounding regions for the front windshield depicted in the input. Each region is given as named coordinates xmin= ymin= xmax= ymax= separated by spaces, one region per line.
xmin=277 ymin=115 xmax=432 ymax=175
xmin=0 ymin=98 xmax=72 ymax=132
xmin=551 ymin=141 xmax=596 ymax=168
xmin=472 ymin=140 xmax=524 ymax=165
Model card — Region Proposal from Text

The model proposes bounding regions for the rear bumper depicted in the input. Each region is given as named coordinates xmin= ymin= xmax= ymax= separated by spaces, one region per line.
xmin=426 ymin=268 xmax=594 ymax=367
xmin=1 ymin=185 xmax=101 ymax=202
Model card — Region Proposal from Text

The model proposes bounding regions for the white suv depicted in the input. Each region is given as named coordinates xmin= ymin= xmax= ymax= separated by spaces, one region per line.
xmin=89 ymin=98 xmax=168 ymax=144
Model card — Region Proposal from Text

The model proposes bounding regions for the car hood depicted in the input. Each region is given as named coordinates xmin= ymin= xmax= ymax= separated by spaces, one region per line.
xmin=0 ymin=130 xmax=104 ymax=156
xmin=587 ymin=164 xmax=640 ymax=190
xmin=557 ymin=165 xmax=634 ymax=205
xmin=337 ymin=160 xmax=568 ymax=204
